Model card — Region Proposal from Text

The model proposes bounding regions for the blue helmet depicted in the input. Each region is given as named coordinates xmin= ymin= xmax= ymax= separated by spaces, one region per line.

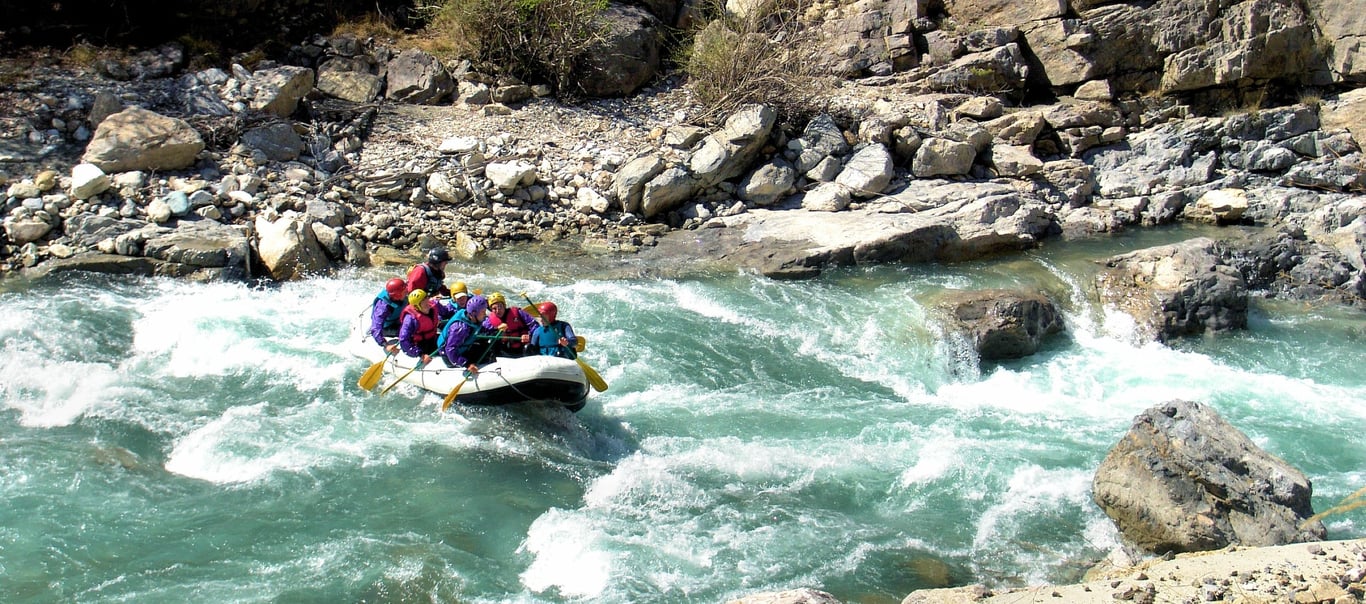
xmin=465 ymin=294 xmax=488 ymax=315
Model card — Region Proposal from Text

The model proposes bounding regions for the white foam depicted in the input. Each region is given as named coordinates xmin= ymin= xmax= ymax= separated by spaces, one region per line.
xmin=163 ymin=399 xmax=481 ymax=484
xmin=0 ymin=356 xmax=119 ymax=428
xmin=972 ymin=465 xmax=1095 ymax=550
xmin=165 ymin=403 xmax=290 ymax=483
xmin=519 ymin=508 xmax=614 ymax=598
xmin=897 ymin=439 xmax=961 ymax=487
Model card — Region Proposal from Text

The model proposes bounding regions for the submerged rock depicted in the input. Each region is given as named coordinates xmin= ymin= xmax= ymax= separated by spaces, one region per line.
xmin=934 ymin=288 xmax=1064 ymax=361
xmin=1094 ymin=237 xmax=1248 ymax=342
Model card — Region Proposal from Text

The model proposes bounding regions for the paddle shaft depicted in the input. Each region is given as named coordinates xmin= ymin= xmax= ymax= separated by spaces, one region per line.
xmin=378 ymin=359 xmax=427 ymax=395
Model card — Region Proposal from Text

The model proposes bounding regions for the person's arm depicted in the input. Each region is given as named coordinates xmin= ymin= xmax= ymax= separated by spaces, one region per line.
xmin=398 ymin=315 xmax=422 ymax=357
xmin=527 ymin=323 xmax=543 ymax=354
xmin=560 ymin=322 xmax=576 ymax=350
xmin=369 ymin=300 xmax=389 ymax=346
xmin=446 ymin=324 xmax=477 ymax=371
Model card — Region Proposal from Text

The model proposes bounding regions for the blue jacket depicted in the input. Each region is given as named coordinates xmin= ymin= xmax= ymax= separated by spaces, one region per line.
xmin=529 ymin=320 xmax=577 ymax=358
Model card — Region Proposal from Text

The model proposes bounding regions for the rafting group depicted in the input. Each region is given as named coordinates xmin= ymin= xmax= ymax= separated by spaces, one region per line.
xmin=366 ymin=246 xmax=580 ymax=375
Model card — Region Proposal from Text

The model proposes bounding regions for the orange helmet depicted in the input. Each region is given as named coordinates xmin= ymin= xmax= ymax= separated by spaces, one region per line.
xmin=385 ymin=278 xmax=406 ymax=300
xmin=537 ymin=301 xmax=558 ymax=322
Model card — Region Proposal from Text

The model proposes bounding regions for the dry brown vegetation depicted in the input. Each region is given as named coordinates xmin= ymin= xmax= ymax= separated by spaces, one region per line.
xmin=680 ymin=0 xmax=833 ymax=123
xmin=421 ymin=0 xmax=608 ymax=93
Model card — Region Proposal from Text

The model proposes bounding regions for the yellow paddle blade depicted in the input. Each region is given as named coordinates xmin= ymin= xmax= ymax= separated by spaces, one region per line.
xmin=522 ymin=304 xmax=540 ymax=318
xmin=575 ymin=336 xmax=586 ymax=352
xmin=577 ymin=358 xmax=608 ymax=392
xmin=357 ymin=359 xmax=386 ymax=391
xmin=440 ymin=377 xmax=469 ymax=412
xmin=379 ymin=363 xmax=423 ymax=395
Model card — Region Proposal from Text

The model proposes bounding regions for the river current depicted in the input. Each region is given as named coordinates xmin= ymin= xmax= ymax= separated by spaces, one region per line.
xmin=2 ymin=227 xmax=1363 ymax=603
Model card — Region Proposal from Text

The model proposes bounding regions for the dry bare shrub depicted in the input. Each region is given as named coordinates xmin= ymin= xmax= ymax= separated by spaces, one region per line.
xmin=681 ymin=0 xmax=832 ymax=124
xmin=425 ymin=0 xmax=608 ymax=93
xmin=332 ymin=11 xmax=406 ymax=41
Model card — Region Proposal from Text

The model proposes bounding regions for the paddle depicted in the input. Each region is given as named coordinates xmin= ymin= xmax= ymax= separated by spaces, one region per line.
xmin=357 ymin=351 xmax=392 ymax=391
xmin=440 ymin=373 xmax=471 ymax=412
xmin=378 ymin=359 xmax=427 ymax=395
xmin=521 ymin=293 xmax=608 ymax=392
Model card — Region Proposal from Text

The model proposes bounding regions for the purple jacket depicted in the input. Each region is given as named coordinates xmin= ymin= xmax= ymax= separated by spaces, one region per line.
xmin=369 ymin=292 xmax=405 ymax=346
xmin=441 ymin=316 xmax=482 ymax=368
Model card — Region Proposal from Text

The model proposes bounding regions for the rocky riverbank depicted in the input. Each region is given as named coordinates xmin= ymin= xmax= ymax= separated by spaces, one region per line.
xmin=730 ymin=539 xmax=1366 ymax=603
xmin=3 ymin=0 xmax=1365 ymax=599
xmin=3 ymin=38 xmax=1363 ymax=307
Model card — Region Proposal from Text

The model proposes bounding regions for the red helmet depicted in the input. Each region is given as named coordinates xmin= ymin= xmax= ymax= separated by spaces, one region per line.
xmin=537 ymin=301 xmax=558 ymax=322
xmin=385 ymin=278 xmax=406 ymax=300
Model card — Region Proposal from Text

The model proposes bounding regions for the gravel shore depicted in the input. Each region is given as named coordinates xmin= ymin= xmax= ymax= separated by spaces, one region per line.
xmin=903 ymin=539 xmax=1366 ymax=604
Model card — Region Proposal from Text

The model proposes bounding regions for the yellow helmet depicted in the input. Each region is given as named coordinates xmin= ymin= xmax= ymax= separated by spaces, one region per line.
xmin=407 ymin=289 xmax=428 ymax=306
xmin=451 ymin=281 xmax=468 ymax=296
xmin=487 ymin=292 xmax=506 ymax=306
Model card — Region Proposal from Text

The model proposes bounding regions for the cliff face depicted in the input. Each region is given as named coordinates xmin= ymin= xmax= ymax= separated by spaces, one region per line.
xmin=3 ymin=0 xmax=1360 ymax=104
xmin=812 ymin=0 xmax=1363 ymax=107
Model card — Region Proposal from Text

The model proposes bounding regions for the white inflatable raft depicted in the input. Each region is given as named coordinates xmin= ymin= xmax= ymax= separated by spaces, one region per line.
xmin=349 ymin=314 xmax=589 ymax=412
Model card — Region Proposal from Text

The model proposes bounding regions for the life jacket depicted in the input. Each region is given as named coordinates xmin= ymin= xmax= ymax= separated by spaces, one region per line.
xmin=417 ymin=263 xmax=444 ymax=296
xmin=373 ymin=290 xmax=406 ymax=332
xmin=436 ymin=309 xmax=482 ymax=353
xmin=487 ymin=307 xmax=529 ymax=352
xmin=530 ymin=321 xmax=571 ymax=358
xmin=400 ymin=303 xmax=440 ymax=344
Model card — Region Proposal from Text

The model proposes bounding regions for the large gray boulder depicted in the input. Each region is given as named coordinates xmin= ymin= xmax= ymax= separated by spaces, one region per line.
xmin=254 ymin=211 xmax=331 ymax=281
xmin=912 ymin=138 xmax=977 ymax=178
xmin=935 ymin=289 xmax=1064 ymax=361
xmin=239 ymin=122 xmax=305 ymax=162
xmin=142 ymin=221 xmax=252 ymax=274
xmin=925 ymin=43 xmax=1030 ymax=94
xmin=573 ymin=4 xmax=663 ymax=97
xmin=27 ymin=220 xmax=250 ymax=281
xmin=1092 ymin=400 xmax=1326 ymax=554
xmin=1094 ymin=237 xmax=1248 ymax=342
xmin=738 ymin=158 xmax=797 ymax=206
xmin=386 ymin=49 xmax=454 ymax=104
xmin=81 ymin=107 xmax=205 ymax=173
xmin=834 ymin=143 xmax=895 ymax=198
xmin=3 ymin=212 xmax=54 ymax=244
xmin=725 ymin=588 xmax=841 ymax=604
xmin=316 ymin=69 xmax=383 ymax=103
xmin=640 ymin=166 xmax=696 ymax=219
xmin=250 ymin=66 xmax=315 ymax=117
xmin=636 ymin=182 xmax=1054 ymax=279
xmin=689 ymin=104 xmax=777 ymax=187
xmin=614 ymin=155 xmax=666 ymax=213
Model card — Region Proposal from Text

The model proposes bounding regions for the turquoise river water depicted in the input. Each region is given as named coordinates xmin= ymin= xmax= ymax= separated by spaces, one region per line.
xmin=2 ymin=227 xmax=1363 ymax=603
